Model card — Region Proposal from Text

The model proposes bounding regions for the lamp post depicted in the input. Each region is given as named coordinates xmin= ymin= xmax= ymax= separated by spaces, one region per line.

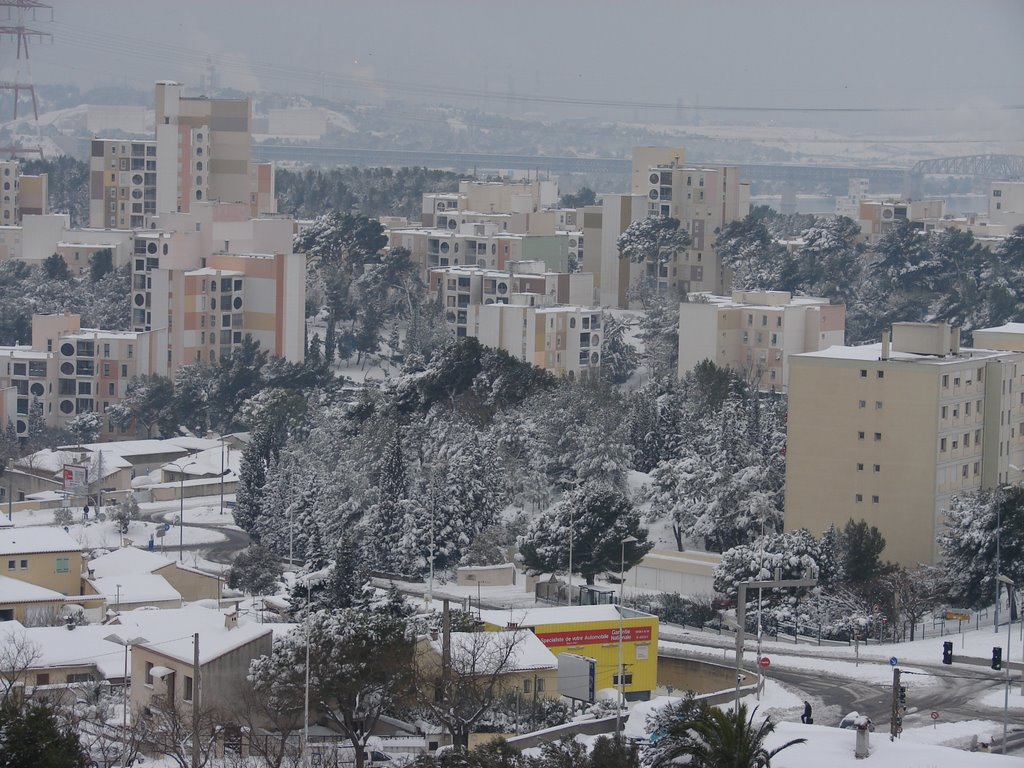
xmin=169 ymin=459 xmax=197 ymax=562
xmin=115 ymin=583 xmax=122 ymax=613
xmin=6 ymin=459 xmax=12 ymax=521
xmin=104 ymin=633 xmax=148 ymax=748
xmin=996 ymin=574 xmax=1014 ymax=754
xmin=567 ymin=506 xmax=574 ymax=606
xmin=615 ymin=535 xmax=638 ymax=742
xmin=219 ymin=435 xmax=226 ymax=516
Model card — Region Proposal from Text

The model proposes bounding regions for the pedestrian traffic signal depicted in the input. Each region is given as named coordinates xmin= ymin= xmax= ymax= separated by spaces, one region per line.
xmin=942 ymin=640 xmax=953 ymax=665
xmin=992 ymin=646 xmax=1002 ymax=671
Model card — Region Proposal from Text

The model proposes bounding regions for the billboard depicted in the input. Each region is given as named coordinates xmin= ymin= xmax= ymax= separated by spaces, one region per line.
xmin=557 ymin=653 xmax=596 ymax=703
xmin=537 ymin=625 xmax=652 ymax=648
xmin=62 ymin=464 xmax=89 ymax=495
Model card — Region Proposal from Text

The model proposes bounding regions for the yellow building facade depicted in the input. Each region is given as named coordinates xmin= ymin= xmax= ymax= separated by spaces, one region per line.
xmin=480 ymin=605 xmax=659 ymax=700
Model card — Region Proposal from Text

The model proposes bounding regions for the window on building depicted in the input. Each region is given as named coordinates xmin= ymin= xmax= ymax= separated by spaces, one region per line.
xmin=6 ymin=560 xmax=13 ymax=570
xmin=855 ymin=494 xmax=863 ymax=503
xmin=523 ymin=679 xmax=531 ymax=694
xmin=974 ymin=462 xmax=980 ymax=476
xmin=858 ymin=431 xmax=865 ymax=440
xmin=954 ymin=377 xmax=960 ymax=386
xmin=858 ymin=400 xmax=866 ymax=409
xmin=874 ymin=432 xmax=882 ymax=441
xmin=536 ymin=678 xmax=546 ymax=692
xmin=962 ymin=465 xmax=969 ymax=478
xmin=963 ymin=433 xmax=970 ymax=447
xmin=877 ymin=370 xmax=884 ymax=379
xmin=875 ymin=401 xmax=883 ymax=410
xmin=940 ymin=437 xmax=947 ymax=452
xmin=941 ymin=406 xmax=948 ymax=419
xmin=873 ymin=464 xmax=880 ymax=473
xmin=860 ymin=369 xmax=867 ymax=378
xmin=965 ymin=402 xmax=971 ymax=415
xmin=871 ymin=495 xmax=879 ymax=504
xmin=856 ymin=463 xmax=864 ymax=471
xmin=55 ymin=557 xmax=69 ymax=573
xmin=184 ymin=675 xmax=193 ymax=702
xmin=975 ymin=429 xmax=982 ymax=443
xmin=952 ymin=439 xmax=959 ymax=449
xmin=145 ymin=662 xmax=154 ymax=686
xmin=35 ymin=673 xmax=49 ymax=686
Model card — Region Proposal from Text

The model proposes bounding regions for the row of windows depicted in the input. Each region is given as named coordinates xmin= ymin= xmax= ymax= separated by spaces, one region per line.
xmin=858 ymin=400 xmax=883 ymax=410
xmin=941 ymin=401 xmax=981 ymax=420
xmin=855 ymin=463 xmax=881 ymax=472
xmin=857 ymin=431 xmax=882 ymax=441
xmin=859 ymin=369 xmax=885 ymax=379
xmin=939 ymin=430 xmax=982 ymax=452
xmin=941 ymin=370 xmax=982 ymax=388
xmin=854 ymin=494 xmax=880 ymax=504
xmin=747 ymin=314 xmax=783 ymax=328
xmin=6 ymin=557 xmax=68 ymax=572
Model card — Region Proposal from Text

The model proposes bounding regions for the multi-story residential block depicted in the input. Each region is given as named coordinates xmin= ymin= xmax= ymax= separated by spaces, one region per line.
xmin=973 ymin=322 xmax=1024 ymax=353
xmin=989 ymin=181 xmax=1024 ymax=230
xmin=89 ymin=82 xmax=276 ymax=228
xmin=784 ymin=322 xmax=1024 ymax=565
xmin=0 ymin=313 xmax=167 ymax=439
xmin=421 ymin=180 xmax=558 ymax=228
xmin=835 ymin=178 xmax=869 ymax=219
xmin=428 ymin=262 xmax=599 ymax=379
xmin=128 ymin=203 xmax=304 ymax=367
xmin=678 ymin=290 xmax=846 ymax=391
xmin=857 ymin=198 xmax=946 ymax=242
xmin=581 ymin=193 xmax=649 ymax=309
xmin=0 ymin=160 xmax=48 ymax=226
xmin=635 ymin=153 xmax=750 ymax=296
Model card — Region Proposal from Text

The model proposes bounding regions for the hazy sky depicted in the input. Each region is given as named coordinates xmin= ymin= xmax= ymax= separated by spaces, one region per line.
xmin=14 ymin=0 xmax=1024 ymax=132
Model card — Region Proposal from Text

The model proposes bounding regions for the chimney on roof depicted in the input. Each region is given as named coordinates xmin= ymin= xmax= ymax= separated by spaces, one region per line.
xmin=224 ymin=609 xmax=238 ymax=631
xmin=881 ymin=329 xmax=890 ymax=361
xmin=951 ymin=326 xmax=961 ymax=354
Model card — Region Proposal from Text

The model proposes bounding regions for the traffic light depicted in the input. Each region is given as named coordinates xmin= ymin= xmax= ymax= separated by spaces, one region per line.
xmin=898 ymin=685 xmax=906 ymax=708
xmin=942 ymin=640 xmax=953 ymax=665
xmin=992 ymin=647 xmax=1002 ymax=671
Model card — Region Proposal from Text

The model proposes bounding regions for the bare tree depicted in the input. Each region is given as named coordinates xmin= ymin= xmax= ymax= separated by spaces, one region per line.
xmin=885 ymin=565 xmax=944 ymax=641
xmin=136 ymin=695 xmax=221 ymax=768
xmin=0 ymin=630 xmax=41 ymax=707
xmin=417 ymin=629 xmax=530 ymax=751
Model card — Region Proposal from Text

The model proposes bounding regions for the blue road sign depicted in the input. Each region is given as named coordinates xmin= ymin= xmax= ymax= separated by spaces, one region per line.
xmin=889 ymin=656 xmax=898 ymax=666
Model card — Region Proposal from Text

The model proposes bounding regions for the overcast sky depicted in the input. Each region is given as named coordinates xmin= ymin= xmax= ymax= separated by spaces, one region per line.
xmin=16 ymin=0 xmax=1024 ymax=132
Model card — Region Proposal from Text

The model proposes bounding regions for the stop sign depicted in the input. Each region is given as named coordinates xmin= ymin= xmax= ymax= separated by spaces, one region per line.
xmin=759 ymin=657 xmax=771 ymax=669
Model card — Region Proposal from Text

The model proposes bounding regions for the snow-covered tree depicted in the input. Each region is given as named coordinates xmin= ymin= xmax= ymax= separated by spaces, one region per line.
xmin=713 ymin=529 xmax=821 ymax=604
xmin=939 ymin=487 xmax=1024 ymax=608
xmin=65 ymin=412 xmax=101 ymax=445
xmin=616 ymin=216 xmax=691 ymax=266
xmin=248 ymin=609 xmax=414 ymax=768
xmin=227 ymin=544 xmax=281 ymax=597
xmin=600 ymin=312 xmax=639 ymax=385
xmin=519 ymin=481 xmax=652 ymax=585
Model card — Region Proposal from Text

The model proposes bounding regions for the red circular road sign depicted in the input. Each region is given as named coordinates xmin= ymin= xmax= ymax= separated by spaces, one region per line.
xmin=758 ymin=656 xmax=771 ymax=669
xmin=930 ymin=711 xmax=940 ymax=720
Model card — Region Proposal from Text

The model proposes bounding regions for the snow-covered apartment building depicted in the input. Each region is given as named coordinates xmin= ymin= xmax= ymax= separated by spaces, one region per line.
xmin=578 ymin=146 xmax=750 ymax=309
xmin=784 ymin=322 xmax=1024 ymax=566
xmin=429 ymin=261 xmax=601 ymax=380
xmin=678 ymin=290 xmax=846 ymax=392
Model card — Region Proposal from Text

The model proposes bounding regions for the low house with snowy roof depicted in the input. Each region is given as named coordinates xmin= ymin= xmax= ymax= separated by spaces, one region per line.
xmin=417 ymin=630 xmax=559 ymax=707
xmin=110 ymin=605 xmax=273 ymax=716
xmin=0 ymin=527 xmax=85 ymax=599
xmin=86 ymin=546 xmax=221 ymax=604
xmin=13 ymin=446 xmax=134 ymax=503
xmin=0 ymin=574 xmax=70 ymax=623
xmin=0 ymin=620 xmax=128 ymax=688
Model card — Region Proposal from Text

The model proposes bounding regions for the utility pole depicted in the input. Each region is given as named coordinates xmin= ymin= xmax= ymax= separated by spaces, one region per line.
xmin=888 ymin=666 xmax=902 ymax=741
xmin=734 ymin=569 xmax=817 ymax=712
xmin=192 ymin=633 xmax=200 ymax=768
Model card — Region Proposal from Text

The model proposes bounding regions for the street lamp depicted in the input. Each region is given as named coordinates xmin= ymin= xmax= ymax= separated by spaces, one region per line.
xmin=115 ymin=583 xmax=122 ymax=613
xmin=996 ymin=574 xmax=1014 ymax=755
xmin=219 ymin=435 xmax=227 ymax=517
xmin=169 ymin=459 xmax=197 ymax=562
xmin=615 ymin=535 xmax=638 ymax=742
xmin=104 ymin=633 xmax=148 ymax=748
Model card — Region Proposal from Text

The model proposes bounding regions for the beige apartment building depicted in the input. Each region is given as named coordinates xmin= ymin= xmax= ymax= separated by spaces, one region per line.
xmin=128 ymin=204 xmax=304 ymax=367
xmin=633 ymin=147 xmax=750 ymax=296
xmin=421 ymin=179 xmax=558 ymax=228
xmin=0 ymin=313 xmax=167 ymax=439
xmin=785 ymin=323 xmax=1024 ymax=565
xmin=678 ymin=290 xmax=846 ymax=391
xmin=89 ymin=82 xmax=275 ymax=229
xmin=0 ymin=160 xmax=48 ymax=226
xmin=857 ymin=198 xmax=946 ymax=242
xmin=0 ymin=527 xmax=85 ymax=602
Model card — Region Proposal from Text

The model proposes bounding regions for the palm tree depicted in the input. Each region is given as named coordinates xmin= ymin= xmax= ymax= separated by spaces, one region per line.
xmin=650 ymin=702 xmax=806 ymax=768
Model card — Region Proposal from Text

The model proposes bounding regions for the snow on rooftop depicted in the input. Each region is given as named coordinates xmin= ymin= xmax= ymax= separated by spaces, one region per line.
xmin=0 ymin=574 xmax=67 ymax=603
xmin=429 ymin=631 xmax=557 ymax=672
xmin=796 ymin=343 xmax=1013 ymax=365
xmin=976 ymin=322 xmax=1024 ymax=334
xmin=159 ymin=445 xmax=239 ymax=477
xmin=0 ymin=621 xmax=129 ymax=678
xmin=73 ymin=437 xmax=220 ymax=459
xmin=87 ymin=547 xmax=178 ymax=578
xmin=110 ymin=604 xmax=271 ymax=665
xmin=0 ymin=526 xmax=82 ymax=555
xmin=17 ymin=448 xmax=131 ymax=479
xmin=91 ymin=574 xmax=180 ymax=605
xmin=480 ymin=605 xmax=625 ymax=627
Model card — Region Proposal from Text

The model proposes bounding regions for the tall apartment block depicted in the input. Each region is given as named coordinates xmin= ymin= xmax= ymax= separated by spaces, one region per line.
xmin=0 ymin=313 xmax=167 ymax=439
xmin=0 ymin=160 xmax=48 ymax=225
xmin=89 ymin=82 xmax=275 ymax=229
xmin=678 ymin=290 xmax=846 ymax=392
xmin=784 ymin=322 xmax=1024 ymax=565
xmin=129 ymin=203 xmax=304 ymax=368
xmin=633 ymin=147 xmax=750 ymax=296
xmin=428 ymin=262 xmax=600 ymax=380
